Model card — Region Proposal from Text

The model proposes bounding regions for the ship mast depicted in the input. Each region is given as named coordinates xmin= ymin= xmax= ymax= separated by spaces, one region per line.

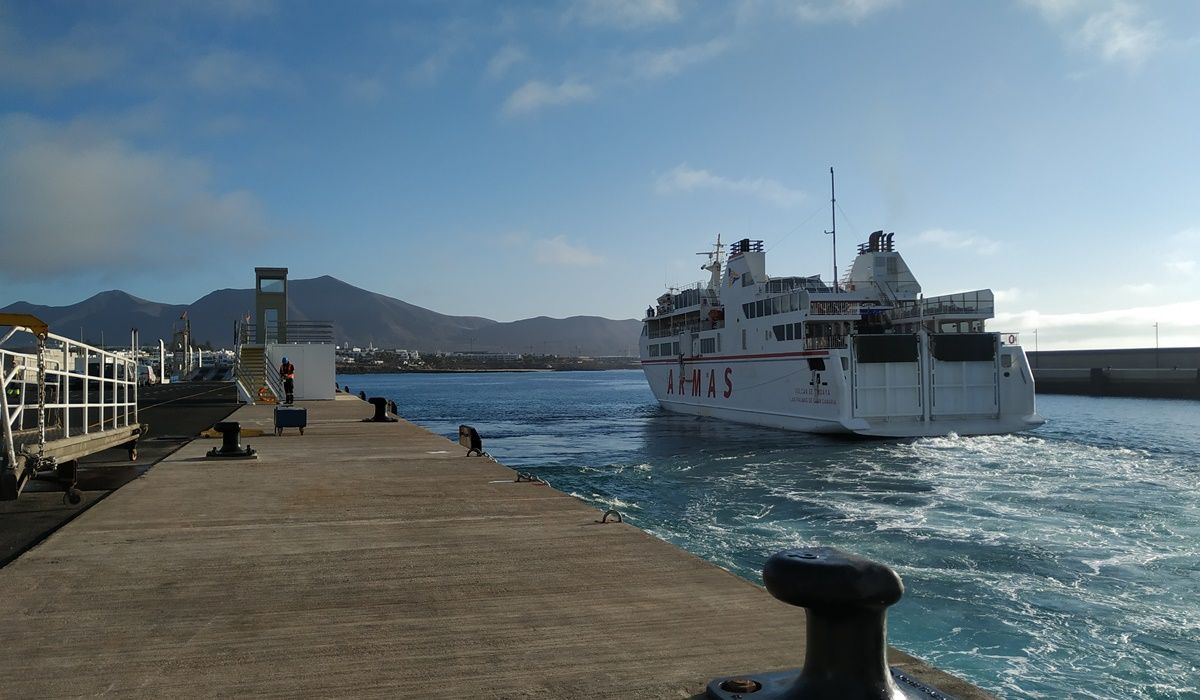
xmin=824 ymin=167 xmax=837 ymax=293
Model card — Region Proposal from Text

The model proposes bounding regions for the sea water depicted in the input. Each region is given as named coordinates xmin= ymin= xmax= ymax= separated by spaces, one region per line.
xmin=339 ymin=370 xmax=1200 ymax=699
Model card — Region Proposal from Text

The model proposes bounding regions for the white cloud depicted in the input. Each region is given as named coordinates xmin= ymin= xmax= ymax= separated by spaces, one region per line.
xmin=1120 ymin=282 xmax=1157 ymax=294
xmin=404 ymin=18 xmax=474 ymax=84
xmin=0 ymin=19 xmax=125 ymax=90
xmin=0 ymin=115 xmax=273 ymax=279
xmin=768 ymin=0 xmax=901 ymax=24
xmin=656 ymin=164 xmax=806 ymax=207
xmin=345 ymin=76 xmax=386 ymax=103
xmin=502 ymin=79 xmax=594 ymax=116
xmin=629 ymin=39 xmax=730 ymax=80
xmin=1075 ymin=3 xmax=1160 ymax=67
xmin=993 ymin=288 xmax=1024 ymax=304
xmin=1022 ymin=0 xmax=1085 ymax=22
xmin=201 ymin=0 xmax=276 ymax=18
xmin=1160 ymin=229 xmax=1200 ymax=275
xmin=533 ymin=236 xmax=604 ymax=266
xmin=1025 ymin=0 xmax=1162 ymax=68
xmin=410 ymin=53 xmax=448 ymax=84
xmin=568 ymin=0 xmax=682 ymax=28
xmin=994 ymin=300 xmax=1200 ymax=349
xmin=915 ymin=228 xmax=1000 ymax=255
xmin=486 ymin=44 xmax=529 ymax=80
xmin=189 ymin=50 xmax=291 ymax=93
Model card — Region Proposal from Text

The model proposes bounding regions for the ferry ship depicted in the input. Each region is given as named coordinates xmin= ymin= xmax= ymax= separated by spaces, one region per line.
xmin=639 ymin=233 xmax=1044 ymax=437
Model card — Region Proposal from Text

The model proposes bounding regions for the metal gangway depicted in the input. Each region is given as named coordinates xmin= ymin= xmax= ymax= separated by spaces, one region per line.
xmin=1 ymin=314 xmax=143 ymax=503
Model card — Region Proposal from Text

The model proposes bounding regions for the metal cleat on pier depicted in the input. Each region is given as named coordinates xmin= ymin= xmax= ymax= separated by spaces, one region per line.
xmin=205 ymin=422 xmax=257 ymax=460
xmin=706 ymin=547 xmax=957 ymax=700
xmin=458 ymin=425 xmax=484 ymax=457
xmin=362 ymin=397 xmax=397 ymax=423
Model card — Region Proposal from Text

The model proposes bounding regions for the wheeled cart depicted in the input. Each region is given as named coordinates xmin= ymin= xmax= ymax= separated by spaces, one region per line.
xmin=274 ymin=406 xmax=307 ymax=436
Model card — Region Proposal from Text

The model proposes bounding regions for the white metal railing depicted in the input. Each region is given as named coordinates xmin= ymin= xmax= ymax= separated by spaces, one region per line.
xmin=809 ymin=301 xmax=861 ymax=317
xmin=2 ymin=319 xmax=138 ymax=472
xmin=804 ymin=335 xmax=849 ymax=350
xmin=647 ymin=319 xmax=720 ymax=339
xmin=262 ymin=346 xmax=285 ymax=402
xmin=238 ymin=320 xmax=334 ymax=345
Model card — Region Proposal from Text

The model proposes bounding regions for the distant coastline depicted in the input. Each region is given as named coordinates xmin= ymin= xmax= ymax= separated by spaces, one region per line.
xmin=337 ymin=357 xmax=638 ymax=375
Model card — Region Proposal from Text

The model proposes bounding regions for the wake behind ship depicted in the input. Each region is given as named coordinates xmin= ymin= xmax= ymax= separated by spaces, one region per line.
xmin=639 ymin=234 xmax=1044 ymax=437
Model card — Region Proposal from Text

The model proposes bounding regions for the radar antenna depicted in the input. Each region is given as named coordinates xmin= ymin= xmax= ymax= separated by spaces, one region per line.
xmin=697 ymin=234 xmax=724 ymax=290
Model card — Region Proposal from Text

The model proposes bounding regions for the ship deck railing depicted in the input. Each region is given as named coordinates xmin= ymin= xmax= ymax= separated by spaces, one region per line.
xmin=886 ymin=290 xmax=994 ymax=322
xmin=805 ymin=335 xmax=849 ymax=350
xmin=647 ymin=320 xmax=724 ymax=339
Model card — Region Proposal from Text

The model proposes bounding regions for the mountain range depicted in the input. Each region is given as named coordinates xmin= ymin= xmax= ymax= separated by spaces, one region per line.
xmin=1 ymin=276 xmax=642 ymax=356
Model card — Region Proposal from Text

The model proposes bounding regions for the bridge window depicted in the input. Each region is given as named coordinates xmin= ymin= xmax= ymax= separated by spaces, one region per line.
xmin=772 ymin=322 xmax=803 ymax=341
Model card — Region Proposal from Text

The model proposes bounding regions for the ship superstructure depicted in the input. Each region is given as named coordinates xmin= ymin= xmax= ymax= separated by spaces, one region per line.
xmin=639 ymin=234 xmax=1043 ymax=437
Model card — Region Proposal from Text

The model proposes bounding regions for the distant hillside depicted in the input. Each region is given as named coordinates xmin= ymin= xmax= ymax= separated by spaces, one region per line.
xmin=1 ymin=277 xmax=640 ymax=356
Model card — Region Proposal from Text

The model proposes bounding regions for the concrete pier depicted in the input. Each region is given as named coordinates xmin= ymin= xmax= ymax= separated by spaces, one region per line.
xmin=0 ymin=394 xmax=990 ymax=698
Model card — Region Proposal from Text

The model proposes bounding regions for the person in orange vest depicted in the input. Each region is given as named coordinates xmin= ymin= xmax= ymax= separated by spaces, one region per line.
xmin=279 ymin=356 xmax=296 ymax=404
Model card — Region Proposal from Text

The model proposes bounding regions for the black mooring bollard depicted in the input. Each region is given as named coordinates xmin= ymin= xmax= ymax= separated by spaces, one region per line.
xmin=387 ymin=400 xmax=398 ymax=415
xmin=363 ymin=397 xmax=398 ymax=423
xmin=206 ymin=421 xmax=257 ymax=460
xmin=705 ymin=547 xmax=950 ymax=699
xmin=358 ymin=390 xmax=367 ymax=401
xmin=458 ymin=425 xmax=483 ymax=456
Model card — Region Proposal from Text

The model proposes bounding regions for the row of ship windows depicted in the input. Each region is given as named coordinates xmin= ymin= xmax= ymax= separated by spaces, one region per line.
xmin=649 ymin=337 xmax=722 ymax=356
xmin=743 ymin=292 xmax=803 ymax=319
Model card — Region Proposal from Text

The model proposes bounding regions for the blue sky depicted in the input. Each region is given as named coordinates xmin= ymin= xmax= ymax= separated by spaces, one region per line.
xmin=1 ymin=0 xmax=1198 ymax=349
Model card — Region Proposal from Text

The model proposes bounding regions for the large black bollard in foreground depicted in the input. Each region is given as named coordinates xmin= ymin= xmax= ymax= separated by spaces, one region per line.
xmin=205 ymin=422 xmax=257 ymax=460
xmin=363 ymin=397 xmax=398 ymax=423
xmin=706 ymin=547 xmax=950 ymax=699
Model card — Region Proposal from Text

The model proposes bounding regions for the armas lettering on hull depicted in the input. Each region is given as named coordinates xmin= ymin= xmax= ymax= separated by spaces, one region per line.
xmin=667 ymin=367 xmax=733 ymax=399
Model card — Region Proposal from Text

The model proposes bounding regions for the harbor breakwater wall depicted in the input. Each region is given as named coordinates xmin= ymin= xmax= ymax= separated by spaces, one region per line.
xmin=1029 ymin=347 xmax=1200 ymax=399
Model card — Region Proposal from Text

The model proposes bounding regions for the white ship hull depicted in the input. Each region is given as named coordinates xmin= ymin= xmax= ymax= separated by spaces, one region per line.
xmin=641 ymin=343 xmax=1043 ymax=437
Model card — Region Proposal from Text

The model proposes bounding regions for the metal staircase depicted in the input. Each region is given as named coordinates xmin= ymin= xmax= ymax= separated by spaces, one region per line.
xmin=235 ymin=345 xmax=276 ymax=404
